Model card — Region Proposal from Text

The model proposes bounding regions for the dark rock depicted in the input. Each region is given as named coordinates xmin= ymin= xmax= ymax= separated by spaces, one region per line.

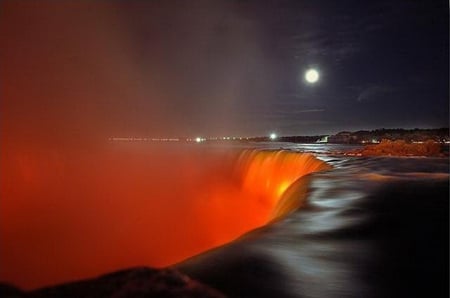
xmin=23 ymin=267 xmax=225 ymax=298
xmin=0 ymin=282 xmax=25 ymax=298
xmin=349 ymin=139 xmax=445 ymax=157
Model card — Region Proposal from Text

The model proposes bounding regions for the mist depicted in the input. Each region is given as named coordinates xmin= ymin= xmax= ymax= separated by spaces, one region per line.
xmin=1 ymin=0 xmax=276 ymax=145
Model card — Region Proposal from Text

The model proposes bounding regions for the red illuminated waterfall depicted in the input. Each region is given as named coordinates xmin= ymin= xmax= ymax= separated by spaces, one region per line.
xmin=0 ymin=145 xmax=330 ymax=289
xmin=235 ymin=150 xmax=331 ymax=221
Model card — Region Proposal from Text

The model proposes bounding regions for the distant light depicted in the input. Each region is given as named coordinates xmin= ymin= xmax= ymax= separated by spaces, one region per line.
xmin=195 ymin=137 xmax=202 ymax=143
xmin=270 ymin=133 xmax=277 ymax=140
xmin=305 ymin=69 xmax=319 ymax=83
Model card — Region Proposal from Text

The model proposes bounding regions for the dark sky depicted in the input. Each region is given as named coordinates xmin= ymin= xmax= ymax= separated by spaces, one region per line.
xmin=1 ymin=0 xmax=448 ymax=140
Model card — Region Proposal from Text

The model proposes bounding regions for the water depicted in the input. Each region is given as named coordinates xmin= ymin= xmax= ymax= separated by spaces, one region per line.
xmin=1 ymin=142 xmax=448 ymax=297
xmin=0 ymin=142 xmax=328 ymax=289
xmin=177 ymin=143 xmax=449 ymax=298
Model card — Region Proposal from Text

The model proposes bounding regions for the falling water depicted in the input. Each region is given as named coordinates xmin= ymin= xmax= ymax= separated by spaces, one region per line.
xmin=0 ymin=144 xmax=329 ymax=289
xmin=234 ymin=150 xmax=331 ymax=221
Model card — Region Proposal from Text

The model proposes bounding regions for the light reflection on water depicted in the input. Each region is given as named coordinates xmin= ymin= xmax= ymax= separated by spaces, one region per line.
xmin=1 ymin=142 xmax=448 ymax=296
xmin=177 ymin=143 xmax=449 ymax=298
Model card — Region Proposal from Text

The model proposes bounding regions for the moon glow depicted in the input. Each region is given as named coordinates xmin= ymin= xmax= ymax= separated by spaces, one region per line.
xmin=305 ymin=69 xmax=319 ymax=83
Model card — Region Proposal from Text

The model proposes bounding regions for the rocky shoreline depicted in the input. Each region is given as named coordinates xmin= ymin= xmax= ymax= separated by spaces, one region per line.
xmin=344 ymin=139 xmax=447 ymax=157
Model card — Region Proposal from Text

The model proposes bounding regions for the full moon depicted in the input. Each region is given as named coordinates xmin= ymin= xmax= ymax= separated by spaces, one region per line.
xmin=305 ymin=69 xmax=319 ymax=83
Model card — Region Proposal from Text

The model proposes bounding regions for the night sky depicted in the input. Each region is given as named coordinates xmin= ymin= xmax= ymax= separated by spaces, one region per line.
xmin=1 ymin=0 xmax=448 ymax=141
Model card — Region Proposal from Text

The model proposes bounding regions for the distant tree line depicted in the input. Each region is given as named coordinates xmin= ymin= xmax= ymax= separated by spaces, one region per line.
xmin=328 ymin=128 xmax=449 ymax=144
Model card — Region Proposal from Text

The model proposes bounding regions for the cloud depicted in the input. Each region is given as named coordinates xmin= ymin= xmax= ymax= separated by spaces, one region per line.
xmin=285 ymin=12 xmax=363 ymax=65
xmin=357 ymin=85 xmax=395 ymax=102
xmin=260 ymin=108 xmax=325 ymax=118
xmin=293 ymin=109 xmax=325 ymax=113
xmin=284 ymin=0 xmax=433 ymax=66
xmin=279 ymin=109 xmax=325 ymax=115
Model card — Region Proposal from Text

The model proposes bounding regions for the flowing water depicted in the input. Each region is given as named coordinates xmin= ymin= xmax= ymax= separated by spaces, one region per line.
xmin=0 ymin=142 xmax=328 ymax=289
xmin=177 ymin=143 xmax=449 ymax=298
xmin=1 ymin=142 xmax=448 ymax=297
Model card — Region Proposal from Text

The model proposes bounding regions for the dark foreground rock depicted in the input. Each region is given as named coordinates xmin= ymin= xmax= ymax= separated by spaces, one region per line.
xmin=0 ymin=267 xmax=226 ymax=298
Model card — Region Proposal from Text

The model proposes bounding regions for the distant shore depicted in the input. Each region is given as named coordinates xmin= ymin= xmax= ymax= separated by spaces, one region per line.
xmin=249 ymin=128 xmax=449 ymax=145
xmin=343 ymin=139 xmax=448 ymax=157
